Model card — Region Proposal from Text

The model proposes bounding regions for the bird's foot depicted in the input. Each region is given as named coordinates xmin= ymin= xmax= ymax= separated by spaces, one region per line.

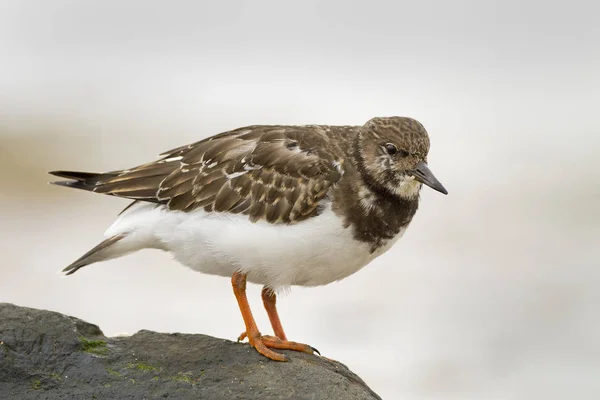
xmin=237 ymin=332 xmax=318 ymax=361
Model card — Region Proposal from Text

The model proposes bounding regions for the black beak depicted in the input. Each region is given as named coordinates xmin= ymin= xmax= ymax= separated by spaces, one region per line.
xmin=411 ymin=161 xmax=448 ymax=195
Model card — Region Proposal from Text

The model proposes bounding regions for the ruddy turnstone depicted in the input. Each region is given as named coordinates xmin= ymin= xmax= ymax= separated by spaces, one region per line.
xmin=50 ymin=116 xmax=447 ymax=361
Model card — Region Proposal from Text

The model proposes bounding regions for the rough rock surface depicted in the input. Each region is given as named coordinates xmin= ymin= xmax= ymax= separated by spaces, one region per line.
xmin=0 ymin=303 xmax=381 ymax=400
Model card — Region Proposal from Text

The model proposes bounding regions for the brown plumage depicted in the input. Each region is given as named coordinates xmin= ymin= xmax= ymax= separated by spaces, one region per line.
xmin=50 ymin=116 xmax=447 ymax=242
xmin=51 ymin=125 xmax=345 ymax=224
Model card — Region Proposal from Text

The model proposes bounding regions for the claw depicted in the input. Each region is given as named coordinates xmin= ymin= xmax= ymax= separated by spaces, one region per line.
xmin=238 ymin=334 xmax=317 ymax=361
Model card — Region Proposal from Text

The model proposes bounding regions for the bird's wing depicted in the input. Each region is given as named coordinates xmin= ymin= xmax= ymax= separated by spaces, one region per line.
xmin=91 ymin=126 xmax=345 ymax=223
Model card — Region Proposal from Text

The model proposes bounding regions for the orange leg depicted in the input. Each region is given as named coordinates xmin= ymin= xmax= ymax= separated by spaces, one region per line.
xmin=232 ymin=272 xmax=316 ymax=361
xmin=238 ymin=286 xmax=287 ymax=341
xmin=261 ymin=287 xmax=288 ymax=340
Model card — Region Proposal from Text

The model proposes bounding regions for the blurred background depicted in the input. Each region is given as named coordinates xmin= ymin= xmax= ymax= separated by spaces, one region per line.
xmin=1 ymin=1 xmax=599 ymax=399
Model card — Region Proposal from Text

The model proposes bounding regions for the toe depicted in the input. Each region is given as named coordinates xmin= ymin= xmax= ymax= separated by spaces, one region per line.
xmin=261 ymin=335 xmax=316 ymax=355
xmin=250 ymin=337 xmax=288 ymax=361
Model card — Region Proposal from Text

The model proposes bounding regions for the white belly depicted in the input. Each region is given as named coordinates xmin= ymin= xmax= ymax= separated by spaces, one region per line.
xmin=105 ymin=202 xmax=406 ymax=290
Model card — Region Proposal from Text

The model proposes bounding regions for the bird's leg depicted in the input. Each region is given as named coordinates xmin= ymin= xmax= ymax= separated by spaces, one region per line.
xmin=232 ymin=272 xmax=316 ymax=361
xmin=261 ymin=286 xmax=287 ymax=340
xmin=237 ymin=286 xmax=287 ymax=341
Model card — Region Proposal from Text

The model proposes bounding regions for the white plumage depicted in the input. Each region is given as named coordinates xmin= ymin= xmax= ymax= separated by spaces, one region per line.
xmin=100 ymin=202 xmax=407 ymax=290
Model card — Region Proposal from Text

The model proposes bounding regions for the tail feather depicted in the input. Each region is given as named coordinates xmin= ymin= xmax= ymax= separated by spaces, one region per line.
xmin=49 ymin=170 xmax=118 ymax=193
xmin=51 ymin=179 xmax=95 ymax=191
xmin=48 ymin=169 xmax=164 ymax=202
xmin=62 ymin=234 xmax=126 ymax=275
xmin=49 ymin=170 xmax=104 ymax=181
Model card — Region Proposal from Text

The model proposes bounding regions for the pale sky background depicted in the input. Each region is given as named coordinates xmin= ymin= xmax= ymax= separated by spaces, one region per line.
xmin=1 ymin=1 xmax=599 ymax=399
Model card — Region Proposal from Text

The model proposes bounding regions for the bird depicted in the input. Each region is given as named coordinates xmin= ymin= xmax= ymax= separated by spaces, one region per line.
xmin=49 ymin=116 xmax=447 ymax=361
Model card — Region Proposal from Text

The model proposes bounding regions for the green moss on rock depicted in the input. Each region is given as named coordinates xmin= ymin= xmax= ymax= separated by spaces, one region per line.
xmin=79 ymin=336 xmax=107 ymax=355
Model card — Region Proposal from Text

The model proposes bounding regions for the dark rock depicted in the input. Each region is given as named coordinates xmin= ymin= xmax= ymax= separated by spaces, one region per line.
xmin=0 ymin=303 xmax=381 ymax=400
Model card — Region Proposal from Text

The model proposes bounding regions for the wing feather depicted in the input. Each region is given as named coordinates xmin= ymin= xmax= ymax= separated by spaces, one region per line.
xmin=79 ymin=125 xmax=345 ymax=224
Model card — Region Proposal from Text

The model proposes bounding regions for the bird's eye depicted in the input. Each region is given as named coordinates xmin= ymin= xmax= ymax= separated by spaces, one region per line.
xmin=385 ymin=143 xmax=398 ymax=155
xmin=384 ymin=143 xmax=409 ymax=157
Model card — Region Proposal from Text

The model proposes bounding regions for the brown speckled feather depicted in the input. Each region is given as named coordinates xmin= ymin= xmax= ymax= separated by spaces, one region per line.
xmin=88 ymin=126 xmax=345 ymax=224
xmin=50 ymin=116 xmax=445 ymax=252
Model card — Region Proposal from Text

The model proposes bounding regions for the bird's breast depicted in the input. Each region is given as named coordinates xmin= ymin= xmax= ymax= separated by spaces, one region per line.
xmin=149 ymin=202 xmax=404 ymax=289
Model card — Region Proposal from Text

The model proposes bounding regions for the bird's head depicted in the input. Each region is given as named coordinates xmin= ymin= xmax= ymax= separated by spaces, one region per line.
xmin=356 ymin=116 xmax=448 ymax=200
